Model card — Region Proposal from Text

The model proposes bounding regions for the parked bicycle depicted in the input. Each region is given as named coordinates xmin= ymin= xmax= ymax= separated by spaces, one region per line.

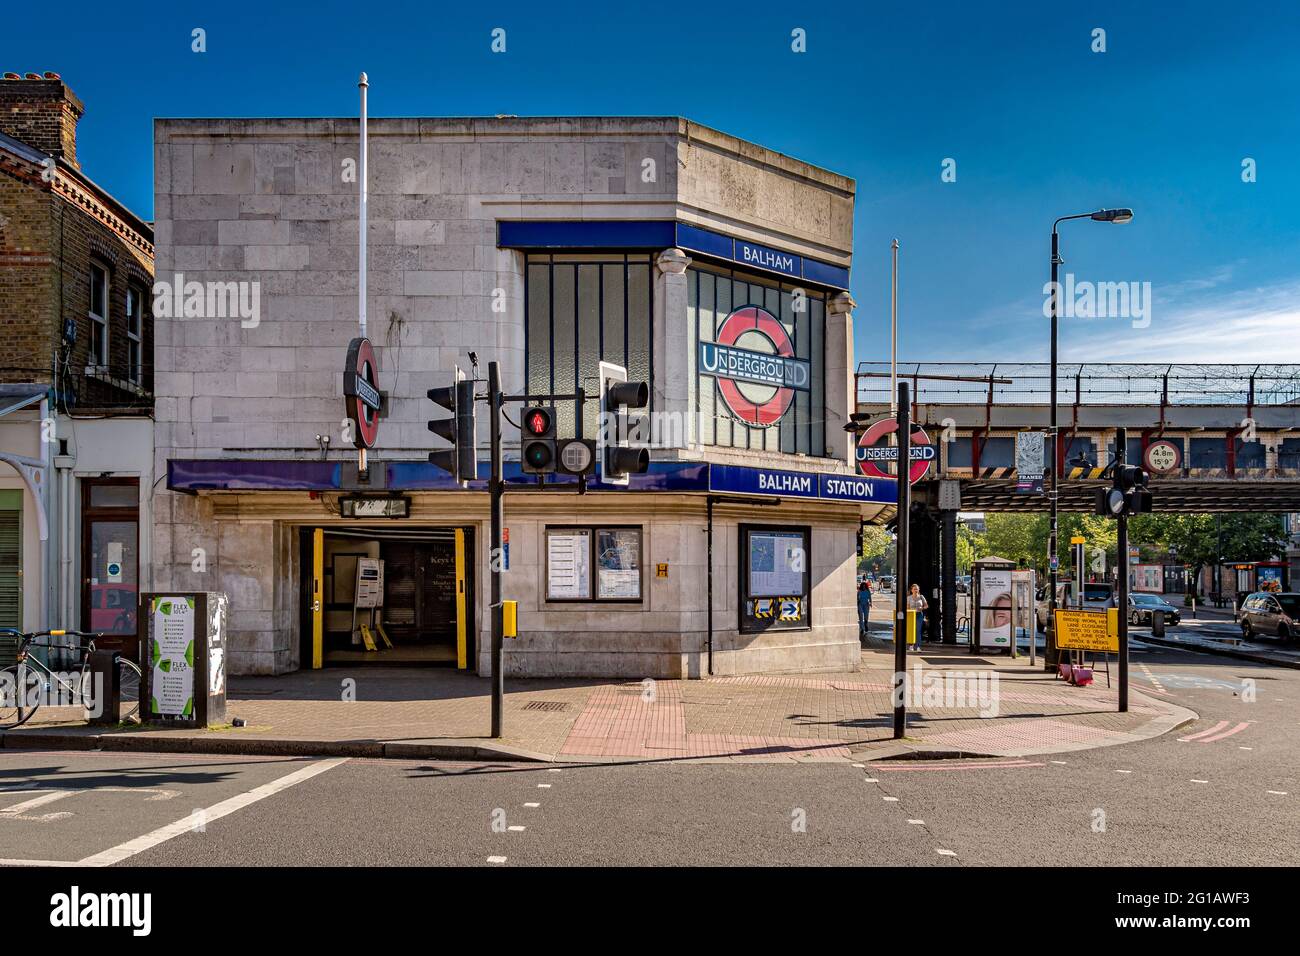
xmin=0 ymin=628 xmax=142 ymax=729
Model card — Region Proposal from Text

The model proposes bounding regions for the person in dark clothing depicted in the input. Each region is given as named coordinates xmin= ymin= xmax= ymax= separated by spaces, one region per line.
xmin=857 ymin=581 xmax=873 ymax=641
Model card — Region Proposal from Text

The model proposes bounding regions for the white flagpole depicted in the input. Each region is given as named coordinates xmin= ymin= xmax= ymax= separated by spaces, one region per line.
xmin=890 ymin=238 xmax=898 ymax=417
xmin=358 ymin=72 xmax=369 ymax=339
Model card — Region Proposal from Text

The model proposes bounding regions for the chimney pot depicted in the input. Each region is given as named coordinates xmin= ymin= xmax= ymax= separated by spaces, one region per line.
xmin=0 ymin=73 xmax=84 ymax=165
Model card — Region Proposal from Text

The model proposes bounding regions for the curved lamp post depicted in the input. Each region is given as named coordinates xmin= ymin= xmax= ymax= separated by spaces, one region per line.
xmin=1045 ymin=208 xmax=1134 ymax=671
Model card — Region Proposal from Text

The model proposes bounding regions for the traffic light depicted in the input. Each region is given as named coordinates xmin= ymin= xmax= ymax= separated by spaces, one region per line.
xmin=597 ymin=360 xmax=649 ymax=486
xmin=1095 ymin=463 xmax=1151 ymax=516
xmin=521 ymin=405 xmax=557 ymax=474
xmin=557 ymin=438 xmax=596 ymax=476
xmin=428 ymin=372 xmax=476 ymax=484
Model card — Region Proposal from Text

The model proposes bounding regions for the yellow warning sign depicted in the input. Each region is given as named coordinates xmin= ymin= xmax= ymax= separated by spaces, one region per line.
xmin=1054 ymin=608 xmax=1118 ymax=652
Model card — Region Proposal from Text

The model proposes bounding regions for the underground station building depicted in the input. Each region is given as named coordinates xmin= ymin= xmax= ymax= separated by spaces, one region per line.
xmin=152 ymin=115 xmax=893 ymax=677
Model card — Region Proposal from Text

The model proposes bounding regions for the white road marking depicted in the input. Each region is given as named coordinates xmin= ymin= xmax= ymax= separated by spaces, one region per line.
xmin=77 ymin=757 xmax=348 ymax=867
xmin=936 ymin=849 xmax=957 ymax=857
xmin=1190 ymin=779 xmax=1209 ymax=784
xmin=546 ymin=768 xmax=563 ymax=773
xmin=1239 ymin=747 xmax=1253 ymax=751
xmin=907 ymin=819 xmax=925 ymax=825
xmin=1 ymin=791 xmax=74 ymax=814
xmin=1266 ymin=790 xmax=1288 ymax=796
xmin=882 ymin=796 xmax=899 ymax=802
xmin=537 ymin=784 xmax=551 ymax=788
xmin=486 ymin=855 xmax=507 ymax=864
xmin=507 ymin=825 xmax=526 ymax=831
xmin=862 ymin=778 xmax=878 ymax=783
xmin=1115 ymin=770 xmax=1134 ymax=774
xmin=523 ymin=802 xmax=540 ymax=808
xmin=1050 ymin=760 xmax=1068 ymax=765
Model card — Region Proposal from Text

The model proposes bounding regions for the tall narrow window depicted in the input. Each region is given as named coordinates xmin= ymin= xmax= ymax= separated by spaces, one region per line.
xmin=524 ymin=253 xmax=653 ymax=439
xmin=688 ymin=262 xmax=827 ymax=457
xmin=88 ymin=263 xmax=109 ymax=368
xmin=125 ymin=284 xmax=143 ymax=384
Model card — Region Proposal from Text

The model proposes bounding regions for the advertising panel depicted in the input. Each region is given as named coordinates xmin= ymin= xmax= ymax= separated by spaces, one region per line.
xmin=978 ymin=567 xmax=1013 ymax=648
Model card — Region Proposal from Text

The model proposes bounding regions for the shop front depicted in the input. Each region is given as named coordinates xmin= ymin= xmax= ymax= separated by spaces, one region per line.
xmin=167 ymin=459 xmax=891 ymax=678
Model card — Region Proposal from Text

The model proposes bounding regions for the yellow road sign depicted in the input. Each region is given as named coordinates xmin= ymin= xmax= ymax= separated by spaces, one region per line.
xmin=1054 ymin=608 xmax=1118 ymax=652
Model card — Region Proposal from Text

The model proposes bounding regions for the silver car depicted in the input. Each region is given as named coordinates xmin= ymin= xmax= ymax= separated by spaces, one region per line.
xmin=1239 ymin=592 xmax=1300 ymax=641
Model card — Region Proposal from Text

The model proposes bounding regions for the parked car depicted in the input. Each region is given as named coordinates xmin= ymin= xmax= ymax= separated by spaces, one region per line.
xmin=1036 ymin=582 xmax=1115 ymax=631
xmin=1238 ymin=591 xmax=1300 ymax=641
xmin=1128 ymin=593 xmax=1181 ymax=627
xmin=89 ymin=583 xmax=137 ymax=634
xmin=955 ymin=575 xmax=971 ymax=594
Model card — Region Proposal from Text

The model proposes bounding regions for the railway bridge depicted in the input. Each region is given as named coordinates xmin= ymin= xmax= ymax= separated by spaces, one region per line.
xmin=853 ymin=363 xmax=1300 ymax=642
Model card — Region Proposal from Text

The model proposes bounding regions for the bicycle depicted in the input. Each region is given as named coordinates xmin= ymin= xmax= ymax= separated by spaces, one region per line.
xmin=0 ymin=628 xmax=142 ymax=729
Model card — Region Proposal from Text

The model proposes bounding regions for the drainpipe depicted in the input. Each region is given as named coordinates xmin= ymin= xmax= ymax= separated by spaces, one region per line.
xmin=57 ymin=447 xmax=74 ymax=628
xmin=706 ymin=495 xmax=714 ymax=676
xmin=40 ymin=397 xmax=53 ymax=631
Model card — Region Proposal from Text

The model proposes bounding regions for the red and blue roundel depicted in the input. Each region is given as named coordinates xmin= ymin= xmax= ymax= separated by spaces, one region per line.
xmin=707 ymin=306 xmax=800 ymax=427
xmin=344 ymin=336 xmax=382 ymax=449
xmin=856 ymin=418 xmax=934 ymax=483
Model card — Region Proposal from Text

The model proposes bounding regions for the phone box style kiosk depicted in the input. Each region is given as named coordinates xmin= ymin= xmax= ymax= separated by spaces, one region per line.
xmin=971 ymin=557 xmax=1017 ymax=655
xmin=139 ymin=592 xmax=228 ymax=728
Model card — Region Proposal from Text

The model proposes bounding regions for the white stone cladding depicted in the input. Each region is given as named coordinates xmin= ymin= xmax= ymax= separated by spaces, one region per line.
xmin=152 ymin=115 xmax=862 ymax=677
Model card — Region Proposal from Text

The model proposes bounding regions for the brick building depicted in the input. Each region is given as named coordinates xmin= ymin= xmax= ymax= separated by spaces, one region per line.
xmin=0 ymin=72 xmax=154 ymax=663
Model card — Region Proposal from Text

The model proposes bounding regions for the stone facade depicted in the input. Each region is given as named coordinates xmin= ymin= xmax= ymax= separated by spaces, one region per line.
xmin=152 ymin=115 xmax=865 ymax=677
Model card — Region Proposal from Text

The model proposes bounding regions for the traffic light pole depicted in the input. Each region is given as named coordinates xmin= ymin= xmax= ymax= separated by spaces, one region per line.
xmin=1046 ymin=227 xmax=1061 ymax=672
xmin=893 ymin=381 xmax=911 ymax=740
xmin=1115 ymin=426 xmax=1130 ymax=713
xmin=488 ymin=361 xmax=505 ymax=738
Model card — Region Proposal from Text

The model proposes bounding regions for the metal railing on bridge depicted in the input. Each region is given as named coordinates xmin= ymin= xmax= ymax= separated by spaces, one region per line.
xmin=856 ymin=363 xmax=1300 ymax=408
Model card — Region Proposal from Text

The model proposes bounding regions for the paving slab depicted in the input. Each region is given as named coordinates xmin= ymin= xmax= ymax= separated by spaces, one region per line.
xmin=2 ymin=649 xmax=1196 ymax=764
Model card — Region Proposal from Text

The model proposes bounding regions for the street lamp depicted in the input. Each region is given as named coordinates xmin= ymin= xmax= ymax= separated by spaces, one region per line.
xmin=1046 ymin=208 xmax=1133 ymax=671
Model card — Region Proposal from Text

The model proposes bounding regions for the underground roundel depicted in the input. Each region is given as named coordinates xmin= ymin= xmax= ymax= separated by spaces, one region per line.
xmin=856 ymin=418 xmax=935 ymax=483
xmin=344 ymin=336 xmax=382 ymax=449
xmin=698 ymin=306 xmax=811 ymax=427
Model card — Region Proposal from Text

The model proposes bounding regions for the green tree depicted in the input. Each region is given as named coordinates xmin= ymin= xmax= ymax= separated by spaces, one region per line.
xmin=858 ymin=525 xmax=895 ymax=575
xmin=1128 ymin=513 xmax=1287 ymax=597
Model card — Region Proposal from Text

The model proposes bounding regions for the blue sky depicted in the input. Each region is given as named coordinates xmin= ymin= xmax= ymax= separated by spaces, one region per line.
xmin=6 ymin=0 xmax=1299 ymax=367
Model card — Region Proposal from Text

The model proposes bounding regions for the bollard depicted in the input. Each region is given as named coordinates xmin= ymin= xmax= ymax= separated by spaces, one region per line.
xmin=1151 ymin=609 xmax=1166 ymax=638
xmin=85 ymin=649 xmax=119 ymax=725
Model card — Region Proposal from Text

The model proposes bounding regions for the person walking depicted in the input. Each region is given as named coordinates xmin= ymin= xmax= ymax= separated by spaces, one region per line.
xmin=857 ymin=580 xmax=873 ymax=643
xmin=907 ymin=583 xmax=929 ymax=651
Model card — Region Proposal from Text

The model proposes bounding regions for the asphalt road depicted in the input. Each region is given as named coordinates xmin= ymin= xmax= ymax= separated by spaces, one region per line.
xmin=0 ymin=641 xmax=1294 ymax=867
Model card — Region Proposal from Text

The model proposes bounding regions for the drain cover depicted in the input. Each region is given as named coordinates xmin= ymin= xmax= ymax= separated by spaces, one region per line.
xmin=522 ymin=700 xmax=569 ymax=712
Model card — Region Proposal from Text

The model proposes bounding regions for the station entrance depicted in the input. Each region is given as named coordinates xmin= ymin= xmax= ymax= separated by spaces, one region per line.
xmin=298 ymin=526 xmax=474 ymax=669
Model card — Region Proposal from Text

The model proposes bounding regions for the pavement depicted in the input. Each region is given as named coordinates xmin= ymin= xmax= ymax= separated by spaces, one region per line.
xmin=0 ymin=641 xmax=1292 ymax=867
xmin=1 ymin=635 xmax=1195 ymax=765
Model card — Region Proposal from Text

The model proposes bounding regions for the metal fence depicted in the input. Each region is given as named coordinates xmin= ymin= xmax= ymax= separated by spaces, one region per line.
xmin=856 ymin=363 xmax=1300 ymax=407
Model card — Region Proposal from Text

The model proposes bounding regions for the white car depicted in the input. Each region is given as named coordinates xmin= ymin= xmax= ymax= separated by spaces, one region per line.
xmin=1035 ymin=582 xmax=1115 ymax=631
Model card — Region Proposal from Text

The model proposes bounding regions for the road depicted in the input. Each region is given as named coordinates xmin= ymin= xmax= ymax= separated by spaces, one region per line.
xmin=0 ymin=641 xmax=1294 ymax=867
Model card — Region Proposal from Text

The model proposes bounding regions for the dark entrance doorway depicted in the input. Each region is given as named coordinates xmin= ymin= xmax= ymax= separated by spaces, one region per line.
xmin=299 ymin=526 xmax=474 ymax=669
